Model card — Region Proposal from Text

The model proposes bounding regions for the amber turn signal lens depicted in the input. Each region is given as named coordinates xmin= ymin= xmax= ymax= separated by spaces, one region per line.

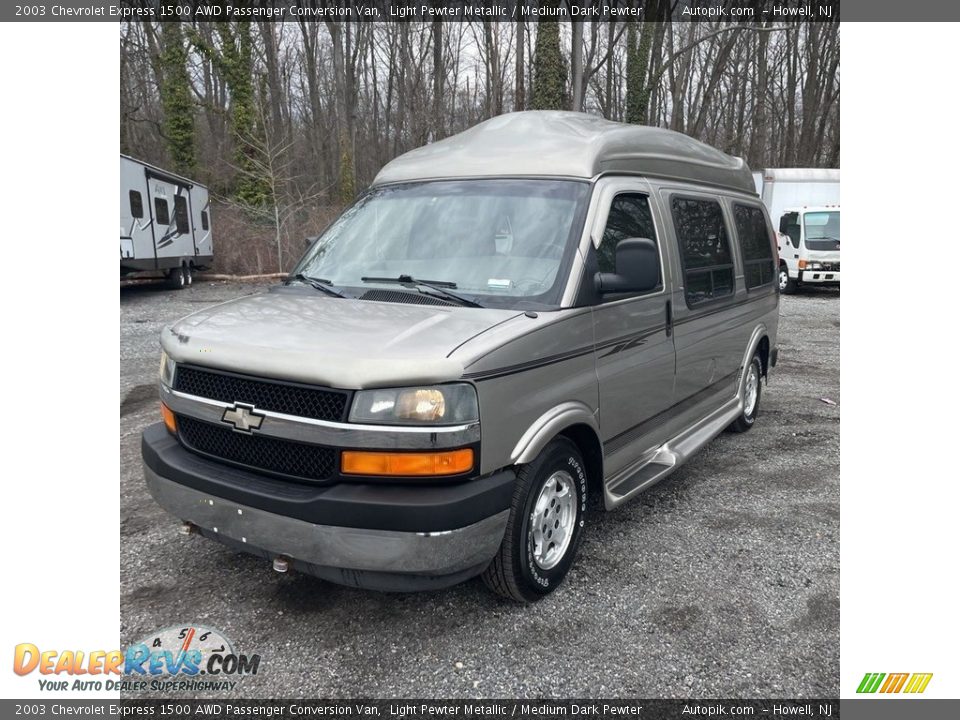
xmin=341 ymin=449 xmax=474 ymax=477
xmin=798 ymin=259 xmax=807 ymax=269
xmin=161 ymin=402 xmax=177 ymax=435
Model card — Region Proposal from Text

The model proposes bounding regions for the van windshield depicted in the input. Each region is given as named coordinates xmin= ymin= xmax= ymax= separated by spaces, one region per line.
xmin=803 ymin=211 xmax=840 ymax=251
xmin=295 ymin=179 xmax=590 ymax=309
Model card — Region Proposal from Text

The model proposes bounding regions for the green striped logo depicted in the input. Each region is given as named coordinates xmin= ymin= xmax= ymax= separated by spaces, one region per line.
xmin=857 ymin=672 xmax=932 ymax=694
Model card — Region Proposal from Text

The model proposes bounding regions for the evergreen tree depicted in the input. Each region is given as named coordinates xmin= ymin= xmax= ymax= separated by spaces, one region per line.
xmin=625 ymin=21 xmax=654 ymax=125
xmin=193 ymin=22 xmax=270 ymax=206
xmin=531 ymin=6 xmax=566 ymax=111
xmin=159 ymin=22 xmax=196 ymax=177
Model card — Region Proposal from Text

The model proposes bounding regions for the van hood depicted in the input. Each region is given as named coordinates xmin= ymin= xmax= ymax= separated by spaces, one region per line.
xmin=161 ymin=288 xmax=522 ymax=389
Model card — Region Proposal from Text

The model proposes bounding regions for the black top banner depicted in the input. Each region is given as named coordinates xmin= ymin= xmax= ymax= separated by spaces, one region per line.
xmin=8 ymin=0 xmax=856 ymax=23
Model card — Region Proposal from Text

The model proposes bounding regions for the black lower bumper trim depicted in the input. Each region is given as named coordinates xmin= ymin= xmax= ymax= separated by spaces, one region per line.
xmin=141 ymin=423 xmax=515 ymax=533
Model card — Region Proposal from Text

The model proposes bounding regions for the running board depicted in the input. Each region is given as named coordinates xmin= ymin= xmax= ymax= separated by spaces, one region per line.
xmin=602 ymin=396 xmax=742 ymax=510
xmin=606 ymin=451 xmax=677 ymax=500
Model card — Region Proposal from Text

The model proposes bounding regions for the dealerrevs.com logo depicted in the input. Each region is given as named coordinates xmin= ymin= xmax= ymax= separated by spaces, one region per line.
xmin=856 ymin=672 xmax=933 ymax=694
xmin=13 ymin=625 xmax=261 ymax=693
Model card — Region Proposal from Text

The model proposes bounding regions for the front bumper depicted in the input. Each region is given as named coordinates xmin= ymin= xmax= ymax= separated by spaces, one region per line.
xmin=141 ymin=424 xmax=514 ymax=590
xmin=799 ymin=269 xmax=840 ymax=284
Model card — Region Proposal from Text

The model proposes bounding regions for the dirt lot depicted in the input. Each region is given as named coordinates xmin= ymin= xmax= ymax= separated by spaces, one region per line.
xmin=119 ymin=280 xmax=839 ymax=698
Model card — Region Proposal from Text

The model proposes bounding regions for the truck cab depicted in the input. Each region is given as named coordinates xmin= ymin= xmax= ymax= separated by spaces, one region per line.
xmin=776 ymin=205 xmax=840 ymax=293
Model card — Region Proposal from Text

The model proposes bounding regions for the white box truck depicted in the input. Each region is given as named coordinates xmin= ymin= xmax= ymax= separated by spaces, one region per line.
xmin=760 ymin=168 xmax=839 ymax=293
xmin=120 ymin=155 xmax=213 ymax=289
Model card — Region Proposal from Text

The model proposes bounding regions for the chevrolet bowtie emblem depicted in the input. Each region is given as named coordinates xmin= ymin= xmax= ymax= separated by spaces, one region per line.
xmin=221 ymin=402 xmax=265 ymax=433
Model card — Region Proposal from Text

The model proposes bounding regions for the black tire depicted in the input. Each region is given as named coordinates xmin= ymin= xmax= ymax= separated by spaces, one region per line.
xmin=729 ymin=354 xmax=763 ymax=433
xmin=779 ymin=264 xmax=798 ymax=294
xmin=166 ymin=266 xmax=186 ymax=290
xmin=481 ymin=437 xmax=588 ymax=602
xmin=184 ymin=264 xmax=193 ymax=287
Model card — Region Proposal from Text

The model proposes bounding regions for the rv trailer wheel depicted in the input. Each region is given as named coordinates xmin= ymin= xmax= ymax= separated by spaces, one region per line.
xmin=481 ymin=437 xmax=587 ymax=602
xmin=779 ymin=264 xmax=797 ymax=294
xmin=183 ymin=264 xmax=193 ymax=287
xmin=729 ymin=354 xmax=763 ymax=433
xmin=166 ymin=266 xmax=186 ymax=290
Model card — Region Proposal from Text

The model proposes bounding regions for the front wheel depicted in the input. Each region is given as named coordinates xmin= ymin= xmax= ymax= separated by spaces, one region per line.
xmin=481 ymin=438 xmax=588 ymax=602
xmin=729 ymin=354 xmax=763 ymax=433
xmin=779 ymin=265 xmax=798 ymax=294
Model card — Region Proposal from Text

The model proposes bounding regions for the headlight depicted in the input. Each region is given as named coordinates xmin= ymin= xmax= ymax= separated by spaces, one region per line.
xmin=159 ymin=351 xmax=177 ymax=388
xmin=807 ymin=261 xmax=824 ymax=270
xmin=349 ymin=383 xmax=479 ymax=425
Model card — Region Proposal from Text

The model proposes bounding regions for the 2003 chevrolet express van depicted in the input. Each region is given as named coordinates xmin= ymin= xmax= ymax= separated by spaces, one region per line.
xmin=142 ymin=112 xmax=779 ymax=602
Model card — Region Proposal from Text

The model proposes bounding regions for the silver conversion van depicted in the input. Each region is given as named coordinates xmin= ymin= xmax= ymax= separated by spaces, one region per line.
xmin=142 ymin=112 xmax=779 ymax=602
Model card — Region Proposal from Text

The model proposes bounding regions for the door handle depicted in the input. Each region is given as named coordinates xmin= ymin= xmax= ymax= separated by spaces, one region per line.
xmin=665 ymin=300 xmax=673 ymax=338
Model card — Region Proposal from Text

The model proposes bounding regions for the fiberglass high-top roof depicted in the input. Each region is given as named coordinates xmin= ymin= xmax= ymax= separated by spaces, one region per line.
xmin=372 ymin=111 xmax=755 ymax=194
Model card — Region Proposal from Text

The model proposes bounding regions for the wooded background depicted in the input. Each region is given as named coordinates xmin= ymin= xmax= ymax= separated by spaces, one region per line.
xmin=120 ymin=8 xmax=840 ymax=274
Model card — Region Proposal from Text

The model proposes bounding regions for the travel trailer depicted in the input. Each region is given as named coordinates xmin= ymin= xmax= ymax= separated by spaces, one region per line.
xmin=142 ymin=112 xmax=779 ymax=601
xmin=120 ymin=155 xmax=213 ymax=289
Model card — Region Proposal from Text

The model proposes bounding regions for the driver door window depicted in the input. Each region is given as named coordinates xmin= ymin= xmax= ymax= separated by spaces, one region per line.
xmin=597 ymin=193 xmax=661 ymax=289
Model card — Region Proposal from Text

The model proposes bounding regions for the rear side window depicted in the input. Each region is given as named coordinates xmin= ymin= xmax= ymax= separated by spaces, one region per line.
xmin=597 ymin=193 xmax=659 ymax=280
xmin=154 ymin=198 xmax=169 ymax=226
xmin=201 ymin=210 xmax=209 ymax=231
xmin=174 ymin=195 xmax=190 ymax=234
xmin=671 ymin=197 xmax=734 ymax=305
xmin=129 ymin=190 xmax=143 ymax=219
xmin=733 ymin=204 xmax=775 ymax=289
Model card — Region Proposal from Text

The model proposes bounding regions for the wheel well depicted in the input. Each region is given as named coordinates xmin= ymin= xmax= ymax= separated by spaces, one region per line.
xmin=779 ymin=259 xmax=788 ymax=268
xmin=757 ymin=336 xmax=770 ymax=377
xmin=558 ymin=424 xmax=604 ymax=501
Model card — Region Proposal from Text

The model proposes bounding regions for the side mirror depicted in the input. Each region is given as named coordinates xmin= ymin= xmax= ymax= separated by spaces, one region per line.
xmin=595 ymin=238 xmax=659 ymax=294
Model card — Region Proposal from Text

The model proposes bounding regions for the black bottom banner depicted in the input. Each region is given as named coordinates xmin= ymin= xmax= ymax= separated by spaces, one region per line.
xmin=2 ymin=699 xmax=847 ymax=719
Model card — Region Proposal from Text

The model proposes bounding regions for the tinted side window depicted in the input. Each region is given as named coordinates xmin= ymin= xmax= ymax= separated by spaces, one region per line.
xmin=671 ymin=197 xmax=734 ymax=305
xmin=129 ymin=190 xmax=143 ymax=219
xmin=201 ymin=210 xmax=209 ymax=231
xmin=174 ymin=195 xmax=190 ymax=234
xmin=154 ymin=198 xmax=169 ymax=226
xmin=733 ymin=204 xmax=775 ymax=289
xmin=597 ymin=194 xmax=658 ymax=276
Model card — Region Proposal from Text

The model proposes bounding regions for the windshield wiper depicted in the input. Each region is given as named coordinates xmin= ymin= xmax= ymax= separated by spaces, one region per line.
xmin=288 ymin=273 xmax=348 ymax=299
xmin=361 ymin=274 xmax=484 ymax=308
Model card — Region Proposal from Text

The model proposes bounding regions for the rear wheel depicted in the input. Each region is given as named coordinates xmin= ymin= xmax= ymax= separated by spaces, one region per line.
xmin=729 ymin=354 xmax=763 ymax=433
xmin=166 ymin=266 xmax=186 ymax=290
xmin=184 ymin=264 xmax=193 ymax=287
xmin=481 ymin=438 xmax=588 ymax=602
xmin=779 ymin=264 xmax=798 ymax=294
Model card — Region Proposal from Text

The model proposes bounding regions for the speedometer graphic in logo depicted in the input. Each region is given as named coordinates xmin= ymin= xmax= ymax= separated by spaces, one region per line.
xmin=134 ymin=624 xmax=233 ymax=674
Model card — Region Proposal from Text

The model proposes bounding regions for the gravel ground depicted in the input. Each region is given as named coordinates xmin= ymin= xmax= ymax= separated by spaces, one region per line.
xmin=120 ymin=280 xmax=839 ymax=698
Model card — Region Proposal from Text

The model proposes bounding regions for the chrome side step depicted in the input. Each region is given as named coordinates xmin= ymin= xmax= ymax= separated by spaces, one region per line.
xmin=602 ymin=396 xmax=742 ymax=510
